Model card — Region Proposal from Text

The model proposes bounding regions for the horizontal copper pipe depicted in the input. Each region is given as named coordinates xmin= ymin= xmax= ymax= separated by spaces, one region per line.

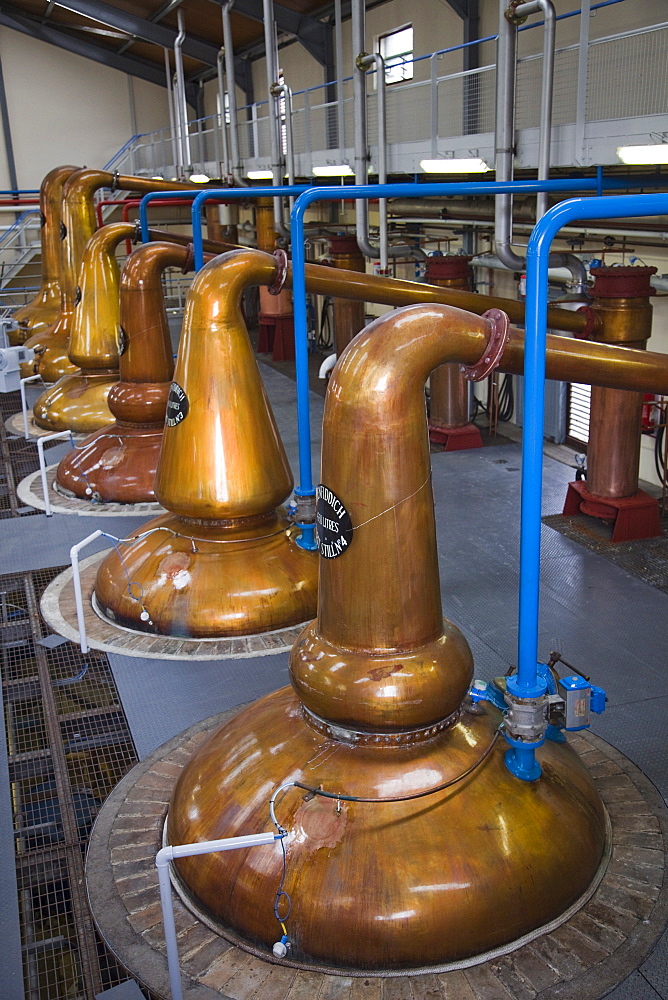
xmin=145 ymin=227 xmax=241 ymax=256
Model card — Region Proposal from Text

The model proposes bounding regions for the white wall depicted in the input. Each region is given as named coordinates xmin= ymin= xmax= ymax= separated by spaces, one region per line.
xmin=0 ymin=28 xmax=171 ymax=190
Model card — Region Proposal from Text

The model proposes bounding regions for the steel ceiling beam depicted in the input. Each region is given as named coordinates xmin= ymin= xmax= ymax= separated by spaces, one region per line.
xmin=33 ymin=0 xmax=219 ymax=64
xmin=0 ymin=5 xmax=171 ymax=90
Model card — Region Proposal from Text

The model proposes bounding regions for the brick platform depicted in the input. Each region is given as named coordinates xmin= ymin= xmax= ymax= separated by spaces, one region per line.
xmin=41 ymin=554 xmax=308 ymax=661
xmin=17 ymin=464 xmax=165 ymax=517
xmin=86 ymin=709 xmax=668 ymax=1000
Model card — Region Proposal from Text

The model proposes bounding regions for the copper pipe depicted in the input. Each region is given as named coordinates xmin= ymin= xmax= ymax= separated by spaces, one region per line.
xmin=11 ymin=165 xmax=78 ymax=345
xmin=145 ymin=227 xmax=240 ymax=255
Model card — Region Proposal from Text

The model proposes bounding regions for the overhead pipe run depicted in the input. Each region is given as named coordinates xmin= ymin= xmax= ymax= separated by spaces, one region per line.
xmin=262 ymin=0 xmax=290 ymax=240
xmin=216 ymin=47 xmax=231 ymax=181
xmin=494 ymin=0 xmax=586 ymax=291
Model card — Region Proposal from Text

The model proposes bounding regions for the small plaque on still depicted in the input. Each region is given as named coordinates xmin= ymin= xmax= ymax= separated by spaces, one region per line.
xmin=166 ymin=382 xmax=189 ymax=427
xmin=315 ymin=484 xmax=353 ymax=559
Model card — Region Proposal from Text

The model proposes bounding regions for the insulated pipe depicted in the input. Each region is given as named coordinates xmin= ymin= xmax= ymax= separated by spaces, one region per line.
xmin=358 ymin=52 xmax=388 ymax=271
xmin=262 ymin=0 xmax=289 ymax=239
xmin=515 ymin=0 xmax=556 ymax=219
xmin=216 ymin=47 xmax=231 ymax=180
xmin=272 ymin=83 xmax=296 ymax=206
xmin=494 ymin=0 xmax=585 ymax=289
xmin=164 ymin=48 xmax=179 ymax=174
xmin=221 ymin=1 xmax=247 ymax=185
xmin=334 ymin=0 xmax=345 ymax=151
xmin=351 ymin=0 xmax=419 ymax=263
xmin=174 ymin=10 xmax=192 ymax=173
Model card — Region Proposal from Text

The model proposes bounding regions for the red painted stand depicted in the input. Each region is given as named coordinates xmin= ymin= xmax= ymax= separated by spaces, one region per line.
xmin=563 ymin=480 xmax=662 ymax=543
xmin=257 ymin=312 xmax=295 ymax=362
xmin=428 ymin=422 xmax=483 ymax=451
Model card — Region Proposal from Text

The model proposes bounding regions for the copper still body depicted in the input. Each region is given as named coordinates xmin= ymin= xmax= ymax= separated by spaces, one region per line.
xmin=563 ymin=265 xmax=661 ymax=541
xmin=93 ymin=250 xmax=318 ymax=638
xmin=21 ymin=170 xmax=197 ymax=382
xmin=326 ymin=234 xmax=367 ymax=355
xmin=426 ymin=255 xmax=483 ymax=450
xmin=55 ymin=242 xmax=196 ymax=503
xmin=256 ymin=198 xmax=295 ymax=359
xmin=167 ymin=302 xmax=609 ymax=971
xmin=32 ymin=223 xmax=134 ymax=433
xmin=11 ymin=165 xmax=79 ymax=346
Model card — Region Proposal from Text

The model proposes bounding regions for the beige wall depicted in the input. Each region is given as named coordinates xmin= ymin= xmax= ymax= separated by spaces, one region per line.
xmin=0 ymin=27 xmax=171 ymax=190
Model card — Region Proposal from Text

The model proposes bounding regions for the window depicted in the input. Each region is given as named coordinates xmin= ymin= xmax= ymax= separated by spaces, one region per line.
xmin=378 ymin=25 xmax=413 ymax=85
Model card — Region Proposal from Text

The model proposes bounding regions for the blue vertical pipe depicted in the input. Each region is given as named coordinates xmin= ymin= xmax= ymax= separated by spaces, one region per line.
xmin=520 ymin=192 xmax=668 ymax=692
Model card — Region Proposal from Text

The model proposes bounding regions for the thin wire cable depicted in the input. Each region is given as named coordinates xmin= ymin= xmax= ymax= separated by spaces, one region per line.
xmin=351 ymin=471 xmax=433 ymax=532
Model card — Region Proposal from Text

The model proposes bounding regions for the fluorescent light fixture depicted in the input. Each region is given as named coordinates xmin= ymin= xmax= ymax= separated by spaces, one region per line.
xmin=617 ymin=144 xmax=668 ymax=165
xmin=420 ymin=157 xmax=490 ymax=174
xmin=312 ymin=164 xmax=355 ymax=177
xmin=188 ymin=173 xmax=210 ymax=184
xmin=247 ymin=169 xmax=274 ymax=180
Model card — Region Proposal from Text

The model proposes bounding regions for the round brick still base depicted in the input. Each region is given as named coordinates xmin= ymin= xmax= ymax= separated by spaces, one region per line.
xmin=86 ymin=708 xmax=668 ymax=1000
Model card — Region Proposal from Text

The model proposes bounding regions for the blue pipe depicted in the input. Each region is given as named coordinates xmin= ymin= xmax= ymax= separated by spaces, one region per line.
xmin=520 ymin=191 xmax=668 ymax=698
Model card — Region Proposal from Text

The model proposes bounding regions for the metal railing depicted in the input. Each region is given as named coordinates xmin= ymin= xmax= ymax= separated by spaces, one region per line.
xmin=104 ymin=15 xmax=667 ymax=182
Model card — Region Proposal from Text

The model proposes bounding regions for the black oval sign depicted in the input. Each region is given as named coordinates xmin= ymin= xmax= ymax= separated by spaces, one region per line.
xmin=60 ymin=222 xmax=67 ymax=241
xmin=315 ymin=484 xmax=353 ymax=559
xmin=165 ymin=382 xmax=189 ymax=427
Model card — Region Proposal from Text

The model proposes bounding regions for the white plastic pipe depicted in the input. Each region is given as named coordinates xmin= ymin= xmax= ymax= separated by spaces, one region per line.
xmin=70 ymin=530 xmax=103 ymax=653
xmin=20 ymin=373 xmax=40 ymax=439
xmin=319 ymin=353 xmax=337 ymax=379
xmin=156 ymin=831 xmax=279 ymax=1000
xmin=36 ymin=430 xmax=70 ymax=516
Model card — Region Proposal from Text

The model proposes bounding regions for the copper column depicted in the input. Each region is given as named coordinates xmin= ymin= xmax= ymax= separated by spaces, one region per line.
xmin=427 ymin=255 xmax=483 ymax=450
xmin=327 ymin=233 xmax=367 ymax=355
xmin=563 ymin=265 xmax=661 ymax=541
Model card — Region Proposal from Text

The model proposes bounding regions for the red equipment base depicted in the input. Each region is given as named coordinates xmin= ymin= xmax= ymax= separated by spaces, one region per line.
xmin=428 ymin=422 xmax=484 ymax=451
xmin=562 ymin=480 xmax=662 ymax=543
xmin=257 ymin=312 xmax=295 ymax=362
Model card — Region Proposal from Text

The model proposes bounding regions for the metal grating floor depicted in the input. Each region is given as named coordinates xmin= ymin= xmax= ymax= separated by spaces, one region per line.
xmin=0 ymin=362 xmax=667 ymax=998
xmin=0 ymin=566 xmax=152 ymax=999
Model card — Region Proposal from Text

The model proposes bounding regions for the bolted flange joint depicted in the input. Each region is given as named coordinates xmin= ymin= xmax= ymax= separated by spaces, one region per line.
xmin=503 ymin=674 xmax=548 ymax=781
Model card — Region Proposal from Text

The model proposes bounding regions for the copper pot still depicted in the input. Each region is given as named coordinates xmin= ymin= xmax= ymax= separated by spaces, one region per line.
xmin=21 ymin=169 xmax=200 ymax=381
xmin=167 ymin=302 xmax=607 ymax=972
xmin=11 ymin=165 xmax=79 ymax=346
xmin=92 ymin=250 xmax=318 ymax=639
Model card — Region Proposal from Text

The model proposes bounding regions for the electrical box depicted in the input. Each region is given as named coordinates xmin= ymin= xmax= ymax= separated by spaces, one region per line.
xmin=0 ymin=346 xmax=34 ymax=393
xmin=557 ymin=675 xmax=591 ymax=731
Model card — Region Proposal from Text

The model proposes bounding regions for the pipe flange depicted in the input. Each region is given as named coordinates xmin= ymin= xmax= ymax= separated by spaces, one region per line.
xmin=301 ymin=704 xmax=461 ymax=747
xmin=110 ymin=170 xmax=120 ymax=193
xmin=574 ymin=305 xmax=597 ymax=340
xmin=505 ymin=0 xmax=529 ymax=24
xmin=461 ymin=308 xmax=510 ymax=382
xmin=268 ymin=249 xmax=289 ymax=295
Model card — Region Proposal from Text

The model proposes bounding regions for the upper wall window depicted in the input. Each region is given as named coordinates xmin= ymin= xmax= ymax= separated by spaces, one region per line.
xmin=378 ymin=25 xmax=414 ymax=85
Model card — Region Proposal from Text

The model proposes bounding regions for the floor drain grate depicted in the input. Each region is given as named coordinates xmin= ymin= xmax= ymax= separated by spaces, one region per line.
xmin=2 ymin=567 xmax=156 ymax=999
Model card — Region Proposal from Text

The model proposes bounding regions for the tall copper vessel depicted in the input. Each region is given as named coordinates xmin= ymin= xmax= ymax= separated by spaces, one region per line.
xmin=55 ymin=241 xmax=204 ymax=503
xmin=21 ymin=170 xmax=198 ymax=381
xmin=32 ymin=223 xmax=134 ymax=433
xmin=563 ymin=265 xmax=661 ymax=541
xmin=10 ymin=165 xmax=78 ymax=346
xmin=167 ymin=302 xmax=608 ymax=971
xmin=426 ymin=255 xmax=483 ymax=450
xmin=326 ymin=234 xmax=367 ymax=355
xmin=93 ymin=250 xmax=318 ymax=638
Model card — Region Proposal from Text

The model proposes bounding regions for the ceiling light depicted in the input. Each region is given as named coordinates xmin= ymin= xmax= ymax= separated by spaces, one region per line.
xmin=247 ymin=169 xmax=274 ymax=180
xmin=420 ymin=158 xmax=490 ymax=174
xmin=617 ymin=144 xmax=668 ymax=165
xmin=312 ymin=164 xmax=355 ymax=177
xmin=189 ymin=173 xmax=210 ymax=183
